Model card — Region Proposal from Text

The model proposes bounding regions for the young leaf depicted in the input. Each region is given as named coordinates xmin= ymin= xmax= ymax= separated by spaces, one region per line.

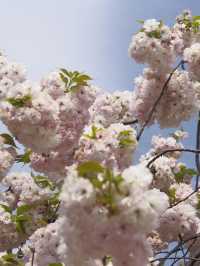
xmin=7 ymin=94 xmax=32 ymax=108
xmin=0 ymin=133 xmax=17 ymax=148
xmin=1 ymin=253 xmax=24 ymax=266
xmin=167 ymin=188 xmax=177 ymax=205
xmin=16 ymin=204 xmax=32 ymax=216
xmin=16 ymin=149 xmax=32 ymax=164
xmin=136 ymin=19 xmax=144 ymax=24
xmin=174 ymin=165 xmax=197 ymax=183
xmin=84 ymin=125 xmax=102 ymax=139
xmin=59 ymin=68 xmax=92 ymax=93
xmin=0 ymin=204 xmax=12 ymax=213
xmin=12 ymin=213 xmax=31 ymax=234
xmin=77 ymin=161 xmax=104 ymax=177
xmin=118 ymin=130 xmax=135 ymax=148
xmin=32 ymin=174 xmax=56 ymax=190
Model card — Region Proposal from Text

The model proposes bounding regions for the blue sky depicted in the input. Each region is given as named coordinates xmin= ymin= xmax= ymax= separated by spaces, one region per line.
xmin=0 ymin=0 xmax=200 ymax=167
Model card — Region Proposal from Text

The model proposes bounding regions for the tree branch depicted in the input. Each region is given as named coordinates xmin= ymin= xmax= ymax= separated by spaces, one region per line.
xmin=30 ymin=247 xmax=35 ymax=266
xmin=169 ymin=186 xmax=200 ymax=208
xmin=195 ymin=111 xmax=200 ymax=190
xmin=122 ymin=119 xmax=138 ymax=125
xmin=136 ymin=60 xmax=184 ymax=141
xmin=147 ymin=148 xmax=200 ymax=168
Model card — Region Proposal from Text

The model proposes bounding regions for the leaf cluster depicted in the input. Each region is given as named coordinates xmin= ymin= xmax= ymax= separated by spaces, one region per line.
xmin=59 ymin=69 xmax=92 ymax=93
xmin=7 ymin=95 xmax=32 ymax=108
xmin=139 ymin=20 xmax=164 ymax=39
xmin=31 ymin=173 xmax=56 ymax=191
xmin=118 ymin=130 xmax=136 ymax=148
xmin=0 ymin=253 xmax=24 ymax=266
xmin=182 ymin=15 xmax=200 ymax=33
xmin=77 ymin=161 xmax=124 ymax=214
xmin=174 ymin=165 xmax=197 ymax=183
xmin=16 ymin=149 xmax=32 ymax=165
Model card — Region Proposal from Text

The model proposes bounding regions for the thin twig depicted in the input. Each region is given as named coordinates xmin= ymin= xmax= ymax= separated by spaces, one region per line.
xmin=151 ymin=256 xmax=200 ymax=263
xmin=123 ymin=119 xmax=138 ymax=125
xmin=179 ymin=234 xmax=187 ymax=265
xmin=30 ymin=247 xmax=35 ymax=266
xmin=136 ymin=60 xmax=184 ymax=141
xmin=195 ymin=111 xmax=200 ymax=190
xmin=169 ymin=186 xmax=200 ymax=208
xmin=190 ymin=250 xmax=200 ymax=266
xmin=147 ymin=148 xmax=200 ymax=168
xmin=155 ymin=233 xmax=200 ymax=265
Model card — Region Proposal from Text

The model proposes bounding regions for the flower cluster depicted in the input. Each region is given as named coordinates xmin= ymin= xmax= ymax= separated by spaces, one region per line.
xmin=58 ymin=162 xmax=169 ymax=266
xmin=134 ymin=68 xmax=198 ymax=128
xmin=0 ymin=56 xmax=98 ymax=179
xmin=129 ymin=19 xmax=175 ymax=73
xmin=75 ymin=123 xmax=137 ymax=170
xmin=0 ymin=172 xmax=59 ymax=252
xmin=89 ymin=91 xmax=136 ymax=127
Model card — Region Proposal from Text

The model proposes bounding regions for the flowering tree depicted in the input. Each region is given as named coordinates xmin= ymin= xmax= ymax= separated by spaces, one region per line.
xmin=0 ymin=9 xmax=200 ymax=266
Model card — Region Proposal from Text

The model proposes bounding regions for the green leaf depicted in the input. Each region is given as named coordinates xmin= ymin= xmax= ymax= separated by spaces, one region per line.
xmin=12 ymin=213 xmax=31 ymax=234
xmin=118 ymin=130 xmax=135 ymax=148
xmin=113 ymin=174 xmax=124 ymax=192
xmin=59 ymin=68 xmax=92 ymax=93
xmin=193 ymin=15 xmax=200 ymax=21
xmin=84 ymin=125 xmax=102 ymax=139
xmin=167 ymin=187 xmax=177 ymax=205
xmin=1 ymin=253 xmax=24 ymax=266
xmin=0 ymin=133 xmax=17 ymax=148
xmin=174 ymin=166 xmax=197 ymax=183
xmin=136 ymin=19 xmax=144 ymax=24
xmin=32 ymin=174 xmax=56 ymax=190
xmin=10 ymin=205 xmax=33 ymax=234
xmin=7 ymin=94 xmax=32 ymax=108
xmin=48 ymin=192 xmax=60 ymax=206
xmin=103 ymin=255 xmax=112 ymax=266
xmin=147 ymin=30 xmax=161 ymax=39
xmin=16 ymin=204 xmax=32 ymax=216
xmin=0 ymin=204 xmax=12 ymax=213
xmin=197 ymin=194 xmax=200 ymax=210
xmin=77 ymin=161 xmax=104 ymax=177
xmin=16 ymin=149 xmax=32 ymax=164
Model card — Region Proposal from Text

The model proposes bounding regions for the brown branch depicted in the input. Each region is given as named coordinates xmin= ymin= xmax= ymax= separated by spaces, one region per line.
xmin=136 ymin=60 xmax=184 ymax=141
